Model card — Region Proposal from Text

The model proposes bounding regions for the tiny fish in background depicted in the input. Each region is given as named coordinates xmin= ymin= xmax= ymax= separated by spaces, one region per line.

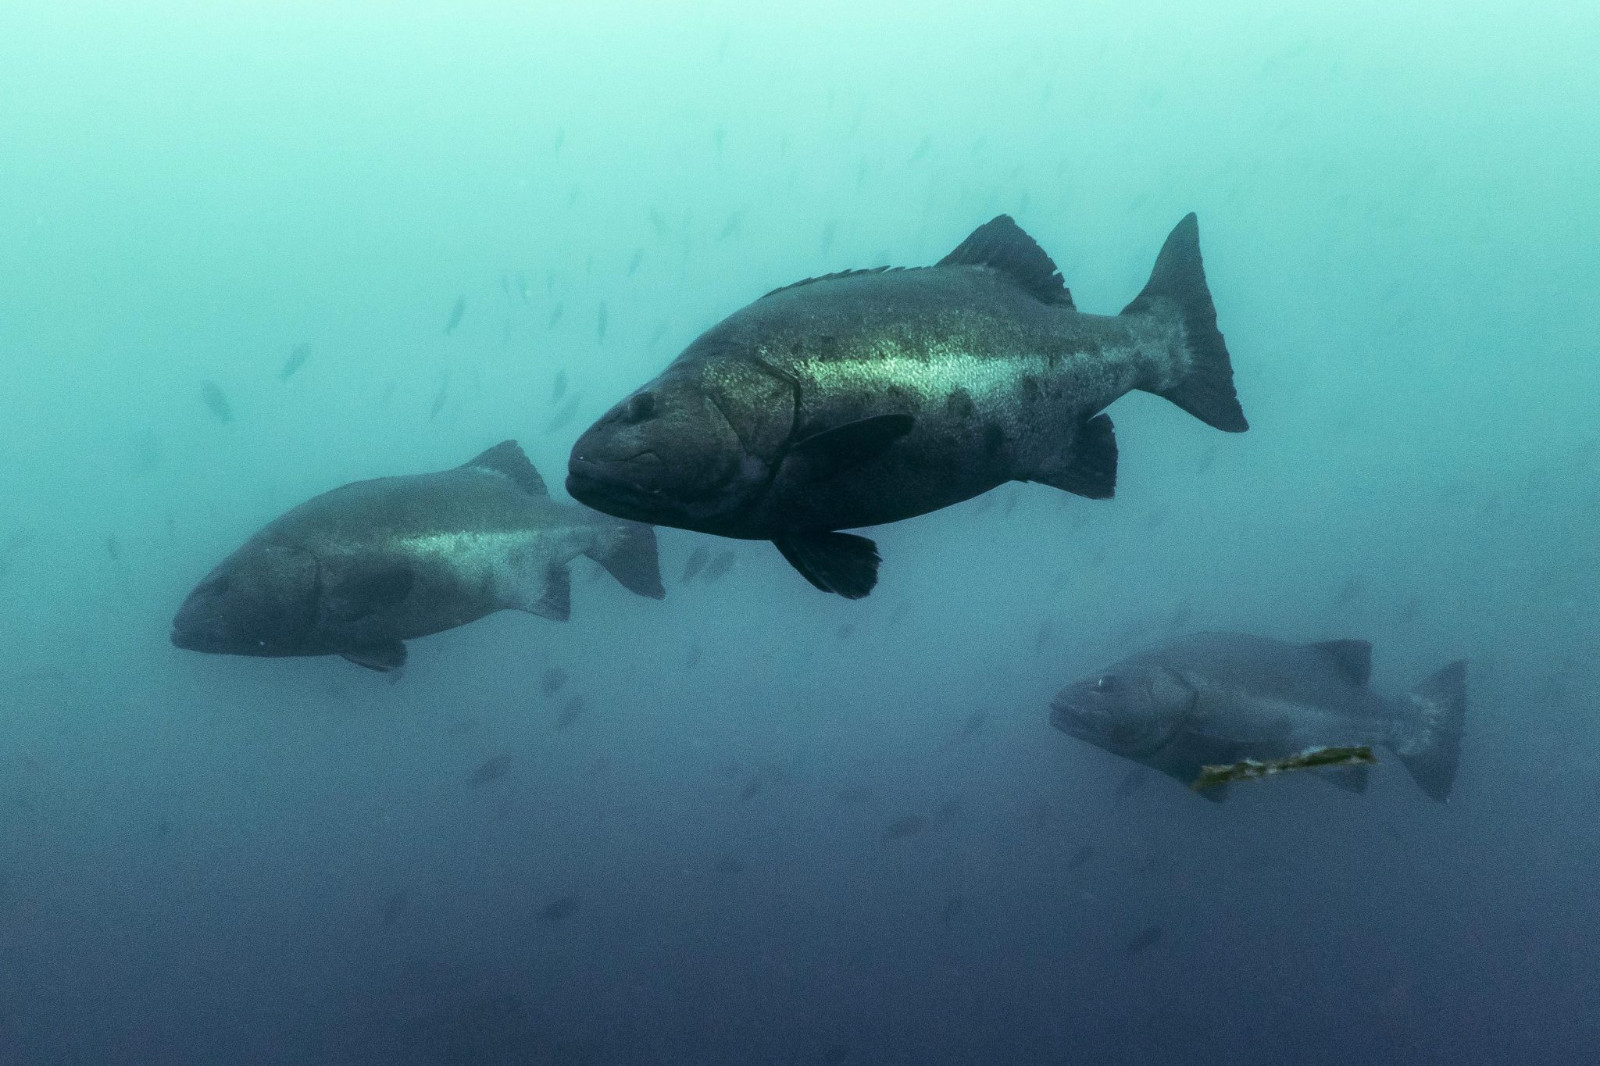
xmin=1125 ymin=925 xmax=1163 ymax=956
xmin=1115 ymin=767 xmax=1149 ymax=798
xmin=939 ymin=896 xmax=966 ymax=926
xmin=104 ymin=535 xmax=120 ymax=561
xmin=380 ymin=890 xmax=409 ymax=929
xmin=554 ymin=695 xmax=586 ymax=730
xmin=444 ymin=295 xmax=467 ymax=335
xmin=680 ymin=546 xmax=711 ymax=583
xmin=200 ymin=382 xmax=233 ymax=423
xmin=700 ymin=550 xmax=737 ymax=584
xmin=538 ymin=893 xmax=581 ymax=922
xmin=470 ymin=754 xmax=513 ymax=785
xmin=738 ymin=776 xmax=764 ymax=801
xmin=1067 ymin=844 xmax=1096 ymax=871
xmin=280 ymin=342 xmax=311 ymax=382
xmin=551 ymin=368 xmax=568 ymax=405
xmin=547 ymin=302 xmax=564 ymax=329
xmin=882 ymin=814 xmax=925 ymax=842
xmin=713 ymin=855 xmax=745 ymax=876
xmin=596 ymin=302 xmax=608 ymax=344
xmin=540 ymin=666 xmax=569 ymax=696
xmin=546 ymin=394 xmax=582 ymax=434
xmin=428 ymin=373 xmax=450 ymax=421
xmin=627 ymin=248 xmax=644 ymax=276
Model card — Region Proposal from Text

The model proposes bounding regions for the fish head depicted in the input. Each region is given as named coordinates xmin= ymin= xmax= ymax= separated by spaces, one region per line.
xmin=171 ymin=542 xmax=321 ymax=657
xmin=567 ymin=353 xmax=795 ymax=532
xmin=1050 ymin=663 xmax=1196 ymax=758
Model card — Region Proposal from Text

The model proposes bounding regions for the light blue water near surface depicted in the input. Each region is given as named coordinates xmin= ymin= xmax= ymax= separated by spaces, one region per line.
xmin=2 ymin=2 xmax=1599 ymax=1063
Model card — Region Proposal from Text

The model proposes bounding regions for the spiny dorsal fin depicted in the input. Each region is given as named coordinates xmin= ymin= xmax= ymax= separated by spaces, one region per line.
xmin=762 ymin=266 xmax=896 ymax=300
xmin=1308 ymin=639 xmax=1372 ymax=687
xmin=462 ymin=440 xmax=546 ymax=496
xmin=938 ymin=215 xmax=1073 ymax=307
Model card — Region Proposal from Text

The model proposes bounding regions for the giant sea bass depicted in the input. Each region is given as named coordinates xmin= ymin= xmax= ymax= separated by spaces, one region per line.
xmin=567 ymin=214 xmax=1246 ymax=598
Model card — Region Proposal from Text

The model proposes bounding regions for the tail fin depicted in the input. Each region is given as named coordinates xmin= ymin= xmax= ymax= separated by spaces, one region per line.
xmin=1390 ymin=661 xmax=1467 ymax=802
xmin=586 ymin=521 xmax=666 ymax=600
xmin=1122 ymin=214 xmax=1248 ymax=433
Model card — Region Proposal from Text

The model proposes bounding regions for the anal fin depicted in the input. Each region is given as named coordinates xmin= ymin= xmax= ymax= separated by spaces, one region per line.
xmin=773 ymin=532 xmax=880 ymax=599
xmin=523 ymin=565 xmax=572 ymax=621
xmin=1032 ymin=414 xmax=1117 ymax=499
xmin=341 ymin=640 xmax=407 ymax=672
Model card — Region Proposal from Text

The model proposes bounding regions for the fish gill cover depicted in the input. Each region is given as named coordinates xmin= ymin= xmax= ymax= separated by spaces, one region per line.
xmin=0 ymin=2 xmax=1597 ymax=1064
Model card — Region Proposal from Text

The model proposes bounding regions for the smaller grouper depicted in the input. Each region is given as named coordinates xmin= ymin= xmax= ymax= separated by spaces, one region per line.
xmin=1050 ymin=633 xmax=1467 ymax=802
xmin=171 ymin=441 xmax=663 ymax=671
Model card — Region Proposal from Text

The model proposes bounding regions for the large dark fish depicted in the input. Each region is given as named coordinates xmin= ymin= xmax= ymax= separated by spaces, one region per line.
xmin=1050 ymin=632 xmax=1467 ymax=802
xmin=567 ymin=214 xmax=1246 ymax=597
xmin=171 ymin=441 xmax=664 ymax=671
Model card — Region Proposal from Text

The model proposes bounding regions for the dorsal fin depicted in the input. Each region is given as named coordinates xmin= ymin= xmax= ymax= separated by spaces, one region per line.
xmin=762 ymin=266 xmax=895 ymax=300
xmin=938 ymin=215 xmax=1073 ymax=307
xmin=1308 ymin=639 xmax=1372 ymax=687
xmin=461 ymin=440 xmax=547 ymax=495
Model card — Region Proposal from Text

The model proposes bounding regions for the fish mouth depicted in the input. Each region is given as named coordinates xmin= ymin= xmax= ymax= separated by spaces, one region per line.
xmin=566 ymin=455 xmax=671 ymax=522
xmin=1049 ymin=695 xmax=1088 ymax=736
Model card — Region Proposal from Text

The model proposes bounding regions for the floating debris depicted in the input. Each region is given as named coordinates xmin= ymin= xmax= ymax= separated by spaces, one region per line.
xmin=1192 ymin=745 xmax=1377 ymax=792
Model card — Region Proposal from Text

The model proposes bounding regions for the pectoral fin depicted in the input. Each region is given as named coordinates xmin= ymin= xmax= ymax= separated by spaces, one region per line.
xmin=341 ymin=640 xmax=407 ymax=672
xmin=789 ymin=415 xmax=914 ymax=481
xmin=773 ymin=532 xmax=880 ymax=599
xmin=324 ymin=563 xmax=415 ymax=623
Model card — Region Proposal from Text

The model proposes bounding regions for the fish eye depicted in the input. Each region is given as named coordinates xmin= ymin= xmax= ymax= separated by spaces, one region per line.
xmin=623 ymin=391 xmax=656 ymax=423
xmin=1094 ymin=675 xmax=1117 ymax=693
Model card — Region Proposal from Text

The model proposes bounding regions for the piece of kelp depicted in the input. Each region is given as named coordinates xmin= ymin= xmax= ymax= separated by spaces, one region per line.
xmin=1192 ymin=745 xmax=1376 ymax=792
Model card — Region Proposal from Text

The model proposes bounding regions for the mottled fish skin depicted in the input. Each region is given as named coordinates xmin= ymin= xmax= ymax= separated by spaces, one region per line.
xmin=171 ymin=442 xmax=662 ymax=667
xmin=1051 ymin=632 xmax=1467 ymax=801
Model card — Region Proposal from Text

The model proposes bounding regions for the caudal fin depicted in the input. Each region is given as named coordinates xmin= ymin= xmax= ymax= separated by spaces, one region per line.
xmin=1122 ymin=214 xmax=1248 ymax=433
xmin=586 ymin=521 xmax=666 ymax=599
xmin=1391 ymin=661 xmax=1467 ymax=802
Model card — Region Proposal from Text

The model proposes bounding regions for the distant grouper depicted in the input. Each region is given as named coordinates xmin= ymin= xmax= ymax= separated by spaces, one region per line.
xmin=1050 ymin=632 xmax=1467 ymax=802
xmin=171 ymin=442 xmax=664 ymax=671
xmin=567 ymin=213 xmax=1247 ymax=598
